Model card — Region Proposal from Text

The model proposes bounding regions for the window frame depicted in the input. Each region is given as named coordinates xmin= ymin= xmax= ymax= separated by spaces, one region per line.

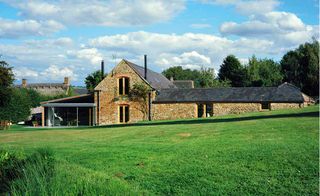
xmin=118 ymin=77 xmax=130 ymax=96
xmin=119 ymin=105 xmax=129 ymax=123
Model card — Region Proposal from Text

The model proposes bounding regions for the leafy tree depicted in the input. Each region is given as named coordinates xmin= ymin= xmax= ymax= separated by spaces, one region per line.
xmin=0 ymin=60 xmax=14 ymax=107
xmin=26 ymin=88 xmax=42 ymax=108
xmin=246 ymin=56 xmax=283 ymax=86
xmin=162 ymin=66 xmax=201 ymax=83
xmin=0 ymin=88 xmax=32 ymax=123
xmin=85 ymin=71 xmax=106 ymax=92
xmin=218 ymin=55 xmax=248 ymax=87
xmin=129 ymin=82 xmax=152 ymax=120
xmin=162 ymin=66 xmax=230 ymax=88
xmin=280 ymin=39 xmax=319 ymax=96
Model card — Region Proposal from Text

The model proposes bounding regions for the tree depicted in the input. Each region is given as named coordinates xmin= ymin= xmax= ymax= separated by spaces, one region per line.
xmin=0 ymin=88 xmax=32 ymax=123
xmin=162 ymin=66 xmax=230 ymax=88
xmin=162 ymin=66 xmax=201 ymax=84
xmin=218 ymin=55 xmax=248 ymax=87
xmin=129 ymin=82 xmax=152 ymax=120
xmin=0 ymin=60 xmax=14 ymax=107
xmin=280 ymin=39 xmax=319 ymax=95
xmin=246 ymin=56 xmax=283 ymax=87
xmin=26 ymin=88 xmax=42 ymax=108
xmin=85 ymin=71 xmax=106 ymax=92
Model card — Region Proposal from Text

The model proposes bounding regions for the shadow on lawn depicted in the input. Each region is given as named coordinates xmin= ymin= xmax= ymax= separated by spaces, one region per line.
xmin=94 ymin=111 xmax=319 ymax=129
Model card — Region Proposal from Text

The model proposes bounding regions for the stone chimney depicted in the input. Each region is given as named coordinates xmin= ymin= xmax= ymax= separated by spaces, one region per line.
xmin=63 ymin=77 xmax=70 ymax=86
xmin=22 ymin=79 xmax=27 ymax=87
xmin=170 ymin=77 xmax=174 ymax=82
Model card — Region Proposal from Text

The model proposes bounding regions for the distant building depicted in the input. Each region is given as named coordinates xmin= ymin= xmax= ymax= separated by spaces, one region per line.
xmin=16 ymin=77 xmax=71 ymax=96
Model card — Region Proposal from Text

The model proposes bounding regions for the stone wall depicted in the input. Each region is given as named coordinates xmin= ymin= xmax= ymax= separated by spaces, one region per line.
xmin=94 ymin=60 xmax=150 ymax=125
xmin=152 ymin=103 xmax=197 ymax=120
xmin=270 ymin=103 xmax=301 ymax=110
xmin=213 ymin=103 xmax=261 ymax=115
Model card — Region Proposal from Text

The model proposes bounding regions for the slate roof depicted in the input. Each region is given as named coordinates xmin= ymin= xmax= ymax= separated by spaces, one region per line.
xmin=41 ymin=94 xmax=94 ymax=104
xmin=16 ymin=83 xmax=67 ymax=88
xmin=124 ymin=60 xmax=176 ymax=90
xmin=73 ymin=88 xmax=88 ymax=95
xmin=154 ymin=83 xmax=304 ymax=103
xmin=173 ymin=80 xmax=194 ymax=88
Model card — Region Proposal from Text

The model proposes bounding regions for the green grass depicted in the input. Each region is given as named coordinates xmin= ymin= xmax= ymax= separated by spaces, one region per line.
xmin=1 ymin=106 xmax=319 ymax=195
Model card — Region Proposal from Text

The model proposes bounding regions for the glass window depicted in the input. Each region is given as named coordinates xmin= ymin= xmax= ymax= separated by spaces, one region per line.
xmin=118 ymin=77 xmax=129 ymax=95
xmin=119 ymin=105 xmax=129 ymax=123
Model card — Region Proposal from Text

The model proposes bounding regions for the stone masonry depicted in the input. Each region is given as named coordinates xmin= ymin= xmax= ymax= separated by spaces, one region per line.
xmin=152 ymin=103 xmax=197 ymax=120
xmin=94 ymin=60 xmax=151 ymax=125
xmin=213 ymin=103 xmax=261 ymax=115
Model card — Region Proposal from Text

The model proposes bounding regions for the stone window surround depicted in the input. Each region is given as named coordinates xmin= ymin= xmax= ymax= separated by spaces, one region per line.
xmin=118 ymin=104 xmax=130 ymax=123
xmin=117 ymin=75 xmax=130 ymax=96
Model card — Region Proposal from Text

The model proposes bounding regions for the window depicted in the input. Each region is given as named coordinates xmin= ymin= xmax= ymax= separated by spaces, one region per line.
xmin=119 ymin=105 xmax=129 ymax=123
xmin=261 ymin=103 xmax=270 ymax=110
xmin=118 ymin=77 xmax=129 ymax=95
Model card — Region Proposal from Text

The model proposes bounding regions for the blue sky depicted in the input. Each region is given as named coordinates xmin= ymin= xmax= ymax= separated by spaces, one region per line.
xmin=0 ymin=0 xmax=318 ymax=86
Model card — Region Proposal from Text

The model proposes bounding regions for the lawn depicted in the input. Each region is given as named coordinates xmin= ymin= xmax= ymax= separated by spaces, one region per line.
xmin=0 ymin=106 xmax=319 ymax=195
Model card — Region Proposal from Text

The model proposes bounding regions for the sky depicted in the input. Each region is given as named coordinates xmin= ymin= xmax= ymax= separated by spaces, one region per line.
xmin=0 ymin=0 xmax=319 ymax=86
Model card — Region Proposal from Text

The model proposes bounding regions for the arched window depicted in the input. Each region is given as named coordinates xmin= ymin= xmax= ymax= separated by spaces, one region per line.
xmin=118 ymin=77 xmax=129 ymax=95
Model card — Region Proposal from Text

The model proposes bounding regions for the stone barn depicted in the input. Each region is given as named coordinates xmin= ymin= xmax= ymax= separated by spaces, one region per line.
xmin=41 ymin=58 xmax=308 ymax=127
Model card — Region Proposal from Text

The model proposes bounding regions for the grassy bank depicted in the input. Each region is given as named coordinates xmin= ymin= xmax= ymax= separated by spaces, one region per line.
xmin=0 ymin=106 xmax=319 ymax=195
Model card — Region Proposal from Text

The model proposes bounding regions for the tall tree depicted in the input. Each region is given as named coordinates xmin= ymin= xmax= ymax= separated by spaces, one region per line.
xmin=0 ymin=88 xmax=32 ymax=123
xmin=0 ymin=60 xmax=14 ymax=107
xmin=85 ymin=70 xmax=105 ymax=92
xmin=218 ymin=55 xmax=247 ymax=87
xmin=246 ymin=56 xmax=283 ymax=87
xmin=162 ymin=66 xmax=201 ymax=81
xmin=280 ymin=39 xmax=319 ymax=95
xmin=162 ymin=66 xmax=230 ymax=88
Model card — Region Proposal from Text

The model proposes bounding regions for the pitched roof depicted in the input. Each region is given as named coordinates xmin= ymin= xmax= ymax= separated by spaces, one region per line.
xmin=173 ymin=80 xmax=194 ymax=88
xmin=154 ymin=83 xmax=304 ymax=103
xmin=73 ymin=87 xmax=88 ymax=95
xmin=16 ymin=83 xmax=67 ymax=88
xmin=124 ymin=60 xmax=176 ymax=90
xmin=41 ymin=94 xmax=94 ymax=104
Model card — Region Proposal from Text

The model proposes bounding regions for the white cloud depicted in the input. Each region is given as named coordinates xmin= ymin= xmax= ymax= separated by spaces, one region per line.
xmin=220 ymin=11 xmax=318 ymax=46
xmin=200 ymin=0 xmax=280 ymax=15
xmin=89 ymin=31 xmax=277 ymax=71
xmin=5 ymin=0 xmax=185 ymax=27
xmin=190 ymin=23 xmax=212 ymax=29
xmin=0 ymin=18 xmax=64 ymax=38
xmin=13 ymin=67 xmax=39 ymax=79
xmin=67 ymin=48 xmax=103 ymax=65
xmin=13 ymin=65 xmax=77 ymax=83
xmin=40 ymin=65 xmax=77 ymax=81
xmin=155 ymin=51 xmax=212 ymax=69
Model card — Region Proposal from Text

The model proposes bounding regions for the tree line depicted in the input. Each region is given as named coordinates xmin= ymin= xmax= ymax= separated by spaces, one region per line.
xmin=0 ymin=61 xmax=73 ymax=125
xmin=162 ymin=40 xmax=319 ymax=96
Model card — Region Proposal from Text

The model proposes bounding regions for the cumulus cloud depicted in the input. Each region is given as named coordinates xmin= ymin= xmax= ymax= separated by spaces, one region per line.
xmin=67 ymin=48 xmax=103 ymax=65
xmin=40 ymin=65 xmax=77 ymax=81
xmin=190 ymin=23 xmax=212 ymax=29
xmin=4 ymin=0 xmax=185 ymax=27
xmin=13 ymin=65 xmax=77 ymax=83
xmin=13 ymin=67 xmax=39 ymax=79
xmin=201 ymin=0 xmax=280 ymax=15
xmin=220 ymin=11 xmax=318 ymax=46
xmin=0 ymin=18 xmax=64 ymax=38
xmin=155 ymin=51 xmax=212 ymax=69
xmin=89 ymin=31 xmax=277 ymax=71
